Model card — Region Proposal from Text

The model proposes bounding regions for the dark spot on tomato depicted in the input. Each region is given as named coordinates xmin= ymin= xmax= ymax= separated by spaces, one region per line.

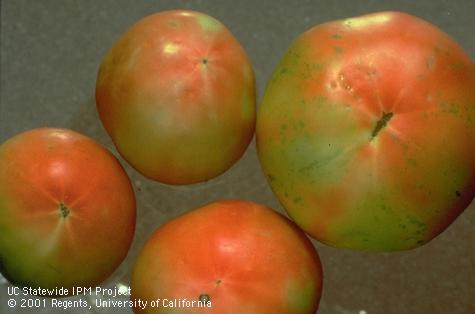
xmin=59 ymin=202 xmax=70 ymax=218
xmin=293 ymin=196 xmax=302 ymax=204
xmin=455 ymin=190 xmax=461 ymax=197
xmin=202 ymin=58 xmax=208 ymax=65
xmin=417 ymin=240 xmax=424 ymax=244
xmin=371 ymin=112 xmax=393 ymax=139
xmin=407 ymin=158 xmax=417 ymax=167
xmin=215 ymin=279 xmax=222 ymax=285
xmin=406 ymin=215 xmax=426 ymax=232
xmin=199 ymin=293 xmax=211 ymax=303
xmin=267 ymin=174 xmax=275 ymax=182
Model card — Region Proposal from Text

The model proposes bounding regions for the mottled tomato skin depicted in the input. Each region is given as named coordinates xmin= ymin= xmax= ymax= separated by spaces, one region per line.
xmin=257 ymin=11 xmax=475 ymax=251
xmin=0 ymin=128 xmax=136 ymax=292
xmin=96 ymin=10 xmax=256 ymax=185
xmin=130 ymin=200 xmax=323 ymax=314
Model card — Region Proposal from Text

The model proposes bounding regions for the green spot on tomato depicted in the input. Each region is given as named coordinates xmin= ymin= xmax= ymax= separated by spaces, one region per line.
xmin=197 ymin=14 xmax=221 ymax=32
xmin=167 ymin=20 xmax=179 ymax=28
xmin=293 ymin=196 xmax=302 ymax=204
xmin=407 ymin=158 xmax=418 ymax=167
xmin=286 ymin=279 xmax=317 ymax=313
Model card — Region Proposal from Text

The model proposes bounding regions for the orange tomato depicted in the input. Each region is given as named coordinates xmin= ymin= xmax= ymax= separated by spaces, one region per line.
xmin=0 ymin=128 xmax=136 ymax=292
xmin=131 ymin=200 xmax=323 ymax=313
xmin=96 ymin=10 xmax=256 ymax=185
xmin=257 ymin=11 xmax=475 ymax=251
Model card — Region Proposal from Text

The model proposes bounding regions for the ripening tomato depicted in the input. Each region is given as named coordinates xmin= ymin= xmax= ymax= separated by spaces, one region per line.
xmin=96 ymin=10 xmax=256 ymax=185
xmin=130 ymin=200 xmax=323 ymax=314
xmin=257 ymin=11 xmax=475 ymax=251
xmin=0 ymin=128 xmax=136 ymax=292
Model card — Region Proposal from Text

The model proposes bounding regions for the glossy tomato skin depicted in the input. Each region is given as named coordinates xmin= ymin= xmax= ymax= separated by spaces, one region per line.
xmin=257 ymin=11 xmax=475 ymax=251
xmin=0 ymin=128 xmax=136 ymax=292
xmin=130 ymin=200 xmax=323 ymax=314
xmin=96 ymin=10 xmax=256 ymax=185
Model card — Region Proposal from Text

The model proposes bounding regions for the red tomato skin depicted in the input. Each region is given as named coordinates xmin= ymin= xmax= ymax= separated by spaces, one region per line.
xmin=257 ymin=11 xmax=475 ymax=251
xmin=130 ymin=200 xmax=323 ymax=314
xmin=0 ymin=128 xmax=136 ymax=291
xmin=96 ymin=10 xmax=256 ymax=185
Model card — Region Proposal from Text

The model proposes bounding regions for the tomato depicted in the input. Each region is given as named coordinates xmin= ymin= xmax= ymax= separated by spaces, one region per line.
xmin=0 ymin=128 xmax=136 ymax=292
xmin=256 ymin=11 xmax=475 ymax=251
xmin=130 ymin=200 xmax=322 ymax=314
xmin=96 ymin=10 xmax=256 ymax=185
